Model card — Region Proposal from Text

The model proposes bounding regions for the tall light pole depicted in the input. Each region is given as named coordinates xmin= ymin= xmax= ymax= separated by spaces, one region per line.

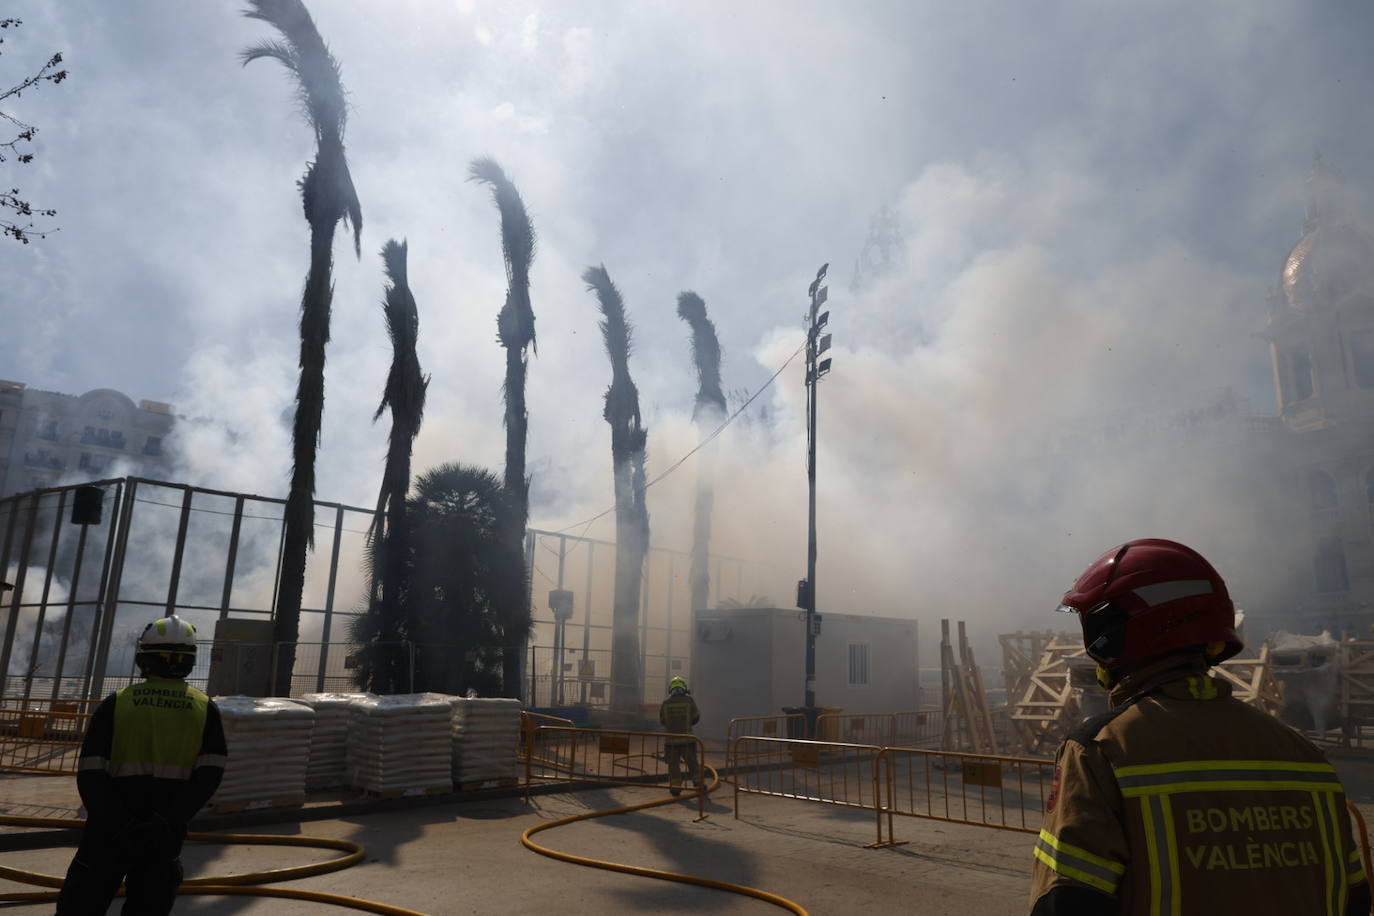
xmin=801 ymin=263 xmax=832 ymax=715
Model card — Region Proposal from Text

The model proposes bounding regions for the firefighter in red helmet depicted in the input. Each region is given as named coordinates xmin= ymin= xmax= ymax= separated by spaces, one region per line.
xmin=1030 ymin=538 xmax=1370 ymax=915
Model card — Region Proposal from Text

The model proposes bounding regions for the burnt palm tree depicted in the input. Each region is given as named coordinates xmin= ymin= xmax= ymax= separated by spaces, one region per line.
xmin=676 ymin=291 xmax=726 ymax=618
xmin=356 ymin=240 xmax=427 ymax=694
xmin=468 ymin=157 xmax=535 ymax=698
xmin=242 ymin=0 xmax=362 ymax=695
xmin=583 ymin=265 xmax=650 ymax=714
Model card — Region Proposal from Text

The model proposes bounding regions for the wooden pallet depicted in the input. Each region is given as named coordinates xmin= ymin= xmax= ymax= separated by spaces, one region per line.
xmin=357 ymin=783 xmax=452 ymax=799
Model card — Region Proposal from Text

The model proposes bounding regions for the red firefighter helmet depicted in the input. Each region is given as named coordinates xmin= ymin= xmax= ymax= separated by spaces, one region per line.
xmin=1056 ymin=538 xmax=1241 ymax=672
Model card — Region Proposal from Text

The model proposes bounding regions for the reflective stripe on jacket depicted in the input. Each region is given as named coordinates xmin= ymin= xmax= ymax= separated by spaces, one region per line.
xmin=1030 ymin=656 xmax=1369 ymax=916
xmin=659 ymin=691 xmax=699 ymax=745
xmin=110 ymin=677 xmax=210 ymax=780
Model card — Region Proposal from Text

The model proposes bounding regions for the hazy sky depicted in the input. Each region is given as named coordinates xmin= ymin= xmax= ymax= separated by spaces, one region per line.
xmin=4 ymin=1 xmax=1373 ymax=634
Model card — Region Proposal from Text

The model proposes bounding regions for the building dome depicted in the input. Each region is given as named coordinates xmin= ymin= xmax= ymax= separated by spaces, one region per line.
xmin=1282 ymin=154 xmax=1374 ymax=313
xmin=1282 ymin=221 xmax=1374 ymax=312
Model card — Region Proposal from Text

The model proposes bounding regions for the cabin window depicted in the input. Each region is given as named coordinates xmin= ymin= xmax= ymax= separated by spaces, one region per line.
xmin=848 ymin=643 xmax=870 ymax=686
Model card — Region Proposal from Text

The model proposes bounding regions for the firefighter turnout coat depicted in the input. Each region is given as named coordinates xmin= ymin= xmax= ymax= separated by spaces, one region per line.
xmin=1030 ymin=655 xmax=1370 ymax=915
xmin=659 ymin=689 xmax=700 ymax=745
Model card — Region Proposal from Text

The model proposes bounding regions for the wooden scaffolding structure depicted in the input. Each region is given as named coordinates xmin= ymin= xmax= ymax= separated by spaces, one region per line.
xmin=939 ymin=619 xmax=999 ymax=754
xmin=1213 ymin=645 xmax=1283 ymax=717
xmin=1007 ymin=633 xmax=1087 ymax=757
xmin=1000 ymin=631 xmax=1059 ymax=718
xmin=1008 ymin=636 xmax=1284 ymax=757
xmin=1338 ymin=638 xmax=1374 ymax=746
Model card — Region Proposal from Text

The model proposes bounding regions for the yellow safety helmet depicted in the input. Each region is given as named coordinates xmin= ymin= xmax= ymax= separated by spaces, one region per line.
xmin=668 ymin=676 xmax=688 ymax=693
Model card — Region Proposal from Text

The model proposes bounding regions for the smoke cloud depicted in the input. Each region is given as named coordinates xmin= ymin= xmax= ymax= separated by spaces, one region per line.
xmin=5 ymin=1 xmax=1373 ymax=670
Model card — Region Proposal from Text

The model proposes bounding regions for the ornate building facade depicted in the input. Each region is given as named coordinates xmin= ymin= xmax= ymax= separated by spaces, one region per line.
xmin=0 ymin=382 xmax=175 ymax=497
xmin=1263 ymin=156 xmax=1374 ymax=634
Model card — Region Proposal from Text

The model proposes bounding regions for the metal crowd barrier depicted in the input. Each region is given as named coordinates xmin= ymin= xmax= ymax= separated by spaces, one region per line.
xmin=0 ymin=697 xmax=98 ymax=775
xmin=812 ymin=710 xmax=944 ymax=749
xmin=518 ymin=711 xmax=577 ymax=762
xmin=732 ymin=736 xmax=887 ymax=846
xmin=525 ymin=726 xmax=707 ymax=820
xmin=817 ymin=712 xmax=892 ymax=745
xmin=724 ymin=714 xmax=806 ymax=780
xmin=891 ymin=709 xmax=943 ymax=746
xmin=877 ymin=746 xmax=1053 ymax=843
xmin=730 ymin=735 xmax=1055 ymax=847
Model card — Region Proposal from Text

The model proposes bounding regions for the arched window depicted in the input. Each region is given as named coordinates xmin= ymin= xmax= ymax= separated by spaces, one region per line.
xmin=1313 ymin=537 xmax=1350 ymax=593
xmin=1286 ymin=345 xmax=1315 ymax=402
xmin=1308 ymin=470 xmax=1338 ymax=510
xmin=1351 ymin=329 xmax=1374 ymax=389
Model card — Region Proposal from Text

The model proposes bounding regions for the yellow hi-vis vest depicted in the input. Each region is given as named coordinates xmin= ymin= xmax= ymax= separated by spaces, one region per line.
xmin=110 ymin=678 xmax=209 ymax=780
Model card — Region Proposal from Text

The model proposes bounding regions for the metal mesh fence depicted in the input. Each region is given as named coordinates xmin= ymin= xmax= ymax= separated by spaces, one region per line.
xmin=1 ymin=479 xmax=755 ymax=705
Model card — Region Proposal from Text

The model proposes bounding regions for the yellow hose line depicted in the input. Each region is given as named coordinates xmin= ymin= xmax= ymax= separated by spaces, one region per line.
xmin=521 ymin=764 xmax=809 ymax=915
xmin=0 ymin=814 xmax=430 ymax=915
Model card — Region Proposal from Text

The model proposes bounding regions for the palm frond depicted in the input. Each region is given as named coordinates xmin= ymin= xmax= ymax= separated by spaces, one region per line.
xmin=242 ymin=0 xmax=362 ymax=255
xmin=676 ymin=290 xmax=726 ymax=417
xmin=239 ymin=40 xmax=298 ymax=71
xmin=583 ymin=264 xmax=633 ymax=367
xmin=468 ymin=156 xmax=536 ymax=299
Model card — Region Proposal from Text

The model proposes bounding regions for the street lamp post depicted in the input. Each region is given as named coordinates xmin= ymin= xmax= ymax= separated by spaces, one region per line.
xmin=800 ymin=263 xmax=832 ymax=718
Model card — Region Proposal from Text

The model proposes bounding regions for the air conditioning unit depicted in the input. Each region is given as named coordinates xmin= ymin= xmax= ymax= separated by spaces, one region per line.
xmin=696 ymin=619 xmax=732 ymax=642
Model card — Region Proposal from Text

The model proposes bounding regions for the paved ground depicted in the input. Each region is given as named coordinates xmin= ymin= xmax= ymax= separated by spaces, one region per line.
xmin=0 ymin=777 xmax=1034 ymax=914
xmin=3 ymin=751 xmax=1374 ymax=915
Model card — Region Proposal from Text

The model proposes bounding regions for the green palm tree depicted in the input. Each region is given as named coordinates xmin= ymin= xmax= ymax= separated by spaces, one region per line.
xmin=242 ymin=0 xmax=362 ymax=696
xmin=468 ymin=157 xmax=535 ymax=698
xmin=354 ymin=463 xmax=526 ymax=696
xmin=355 ymin=240 xmax=428 ymax=694
xmin=583 ymin=265 xmax=650 ymax=714
xmin=676 ymin=291 xmax=726 ymax=618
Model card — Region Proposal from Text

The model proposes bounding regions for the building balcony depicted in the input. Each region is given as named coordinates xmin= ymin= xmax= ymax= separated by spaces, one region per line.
xmin=79 ymin=431 xmax=125 ymax=449
xmin=22 ymin=452 xmax=63 ymax=470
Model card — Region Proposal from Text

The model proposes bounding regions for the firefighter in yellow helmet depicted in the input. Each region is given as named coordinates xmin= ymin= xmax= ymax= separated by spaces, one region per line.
xmin=1030 ymin=539 xmax=1370 ymax=915
xmin=57 ymin=616 xmax=228 ymax=916
xmin=659 ymin=676 xmax=704 ymax=795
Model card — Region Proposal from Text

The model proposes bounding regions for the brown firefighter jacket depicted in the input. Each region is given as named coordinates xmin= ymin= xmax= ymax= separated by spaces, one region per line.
xmin=1030 ymin=654 xmax=1370 ymax=915
xmin=659 ymin=690 xmax=700 ymax=746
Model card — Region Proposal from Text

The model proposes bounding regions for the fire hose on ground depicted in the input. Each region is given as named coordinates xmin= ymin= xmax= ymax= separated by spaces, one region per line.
xmin=521 ymin=763 xmax=810 ymax=915
xmin=0 ymin=814 xmax=430 ymax=914
xmin=0 ymin=764 xmax=809 ymax=914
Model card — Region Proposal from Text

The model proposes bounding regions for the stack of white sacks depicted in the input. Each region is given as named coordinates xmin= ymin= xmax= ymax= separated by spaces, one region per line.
xmin=209 ymin=697 xmax=314 ymax=809
xmin=346 ymin=693 xmax=454 ymax=795
xmin=450 ymin=696 xmax=521 ymax=787
xmin=298 ymin=693 xmax=370 ymax=791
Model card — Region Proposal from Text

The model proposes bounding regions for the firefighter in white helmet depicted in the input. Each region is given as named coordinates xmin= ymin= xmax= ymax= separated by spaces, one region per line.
xmin=1030 ymin=539 xmax=1370 ymax=915
xmin=57 ymin=615 xmax=227 ymax=915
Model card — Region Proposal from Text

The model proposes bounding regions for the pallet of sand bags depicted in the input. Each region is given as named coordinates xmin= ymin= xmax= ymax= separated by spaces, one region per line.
xmin=209 ymin=696 xmax=314 ymax=810
xmin=298 ymin=692 xmax=371 ymax=791
xmin=346 ymin=693 xmax=455 ymax=795
xmin=451 ymin=697 xmax=521 ymax=784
